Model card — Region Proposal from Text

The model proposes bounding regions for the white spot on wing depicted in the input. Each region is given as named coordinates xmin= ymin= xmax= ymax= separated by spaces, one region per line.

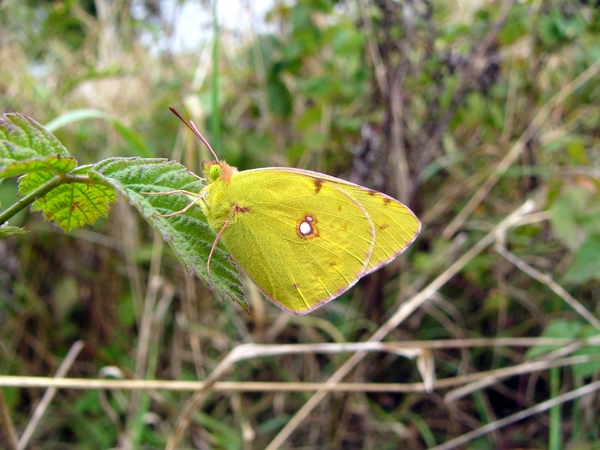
xmin=299 ymin=221 xmax=312 ymax=236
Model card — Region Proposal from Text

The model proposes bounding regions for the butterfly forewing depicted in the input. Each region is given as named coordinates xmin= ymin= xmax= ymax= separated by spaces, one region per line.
xmin=206 ymin=170 xmax=376 ymax=314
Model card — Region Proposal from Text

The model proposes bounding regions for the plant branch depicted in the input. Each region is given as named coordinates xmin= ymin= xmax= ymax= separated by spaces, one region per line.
xmin=0 ymin=173 xmax=111 ymax=227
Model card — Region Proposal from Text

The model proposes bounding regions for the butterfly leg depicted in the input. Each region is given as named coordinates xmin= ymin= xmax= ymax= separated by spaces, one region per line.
xmin=207 ymin=220 xmax=230 ymax=279
xmin=141 ymin=190 xmax=204 ymax=217
xmin=155 ymin=198 xmax=203 ymax=217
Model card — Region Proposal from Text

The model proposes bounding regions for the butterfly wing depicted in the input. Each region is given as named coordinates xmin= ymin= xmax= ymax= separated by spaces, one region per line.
xmin=212 ymin=169 xmax=376 ymax=314
xmin=263 ymin=168 xmax=421 ymax=274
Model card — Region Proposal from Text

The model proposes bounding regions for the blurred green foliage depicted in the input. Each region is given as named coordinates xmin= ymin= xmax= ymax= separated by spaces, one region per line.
xmin=1 ymin=0 xmax=600 ymax=448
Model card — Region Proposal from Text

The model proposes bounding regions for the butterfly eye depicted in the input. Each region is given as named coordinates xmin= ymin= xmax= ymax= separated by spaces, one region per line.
xmin=209 ymin=164 xmax=221 ymax=181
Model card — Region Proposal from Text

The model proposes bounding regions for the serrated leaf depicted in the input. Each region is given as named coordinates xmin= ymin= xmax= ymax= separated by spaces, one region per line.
xmin=0 ymin=224 xmax=28 ymax=237
xmin=90 ymin=157 xmax=246 ymax=311
xmin=0 ymin=113 xmax=77 ymax=178
xmin=25 ymin=165 xmax=117 ymax=233
xmin=1 ymin=156 xmax=77 ymax=180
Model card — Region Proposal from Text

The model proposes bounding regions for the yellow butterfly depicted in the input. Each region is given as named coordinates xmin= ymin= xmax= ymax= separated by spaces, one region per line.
xmin=161 ymin=108 xmax=420 ymax=315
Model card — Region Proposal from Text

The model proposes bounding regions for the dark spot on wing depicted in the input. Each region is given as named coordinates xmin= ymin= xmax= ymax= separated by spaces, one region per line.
xmin=293 ymin=283 xmax=299 ymax=289
xmin=314 ymin=178 xmax=324 ymax=194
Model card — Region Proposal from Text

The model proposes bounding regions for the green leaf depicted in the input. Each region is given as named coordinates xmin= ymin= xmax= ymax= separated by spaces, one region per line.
xmin=571 ymin=350 xmax=600 ymax=380
xmin=497 ymin=11 xmax=528 ymax=45
xmin=528 ymin=320 xmax=600 ymax=378
xmin=90 ymin=157 xmax=246 ymax=311
xmin=563 ymin=235 xmax=600 ymax=284
xmin=1 ymin=156 xmax=77 ymax=180
xmin=267 ymin=77 xmax=293 ymax=118
xmin=0 ymin=113 xmax=115 ymax=233
xmin=27 ymin=165 xmax=117 ymax=233
xmin=550 ymin=186 xmax=600 ymax=252
xmin=0 ymin=224 xmax=28 ymax=237
xmin=0 ymin=113 xmax=77 ymax=179
xmin=571 ymin=326 xmax=600 ymax=379
xmin=550 ymin=190 xmax=581 ymax=251
xmin=526 ymin=320 xmax=583 ymax=359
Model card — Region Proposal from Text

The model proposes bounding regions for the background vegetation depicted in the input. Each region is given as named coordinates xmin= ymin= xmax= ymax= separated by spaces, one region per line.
xmin=1 ymin=0 xmax=600 ymax=448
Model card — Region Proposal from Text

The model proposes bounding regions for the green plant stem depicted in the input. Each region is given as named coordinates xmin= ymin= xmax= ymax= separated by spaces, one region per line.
xmin=0 ymin=174 xmax=110 ymax=226
xmin=549 ymin=367 xmax=561 ymax=450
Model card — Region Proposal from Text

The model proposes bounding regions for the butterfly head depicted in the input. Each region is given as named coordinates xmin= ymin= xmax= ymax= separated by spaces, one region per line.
xmin=203 ymin=160 xmax=238 ymax=184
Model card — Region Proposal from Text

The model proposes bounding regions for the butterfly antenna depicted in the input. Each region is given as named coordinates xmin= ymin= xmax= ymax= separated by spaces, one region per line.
xmin=169 ymin=106 xmax=219 ymax=162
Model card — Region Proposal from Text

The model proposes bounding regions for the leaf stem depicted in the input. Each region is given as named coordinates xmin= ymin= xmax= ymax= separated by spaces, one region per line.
xmin=0 ymin=174 xmax=111 ymax=226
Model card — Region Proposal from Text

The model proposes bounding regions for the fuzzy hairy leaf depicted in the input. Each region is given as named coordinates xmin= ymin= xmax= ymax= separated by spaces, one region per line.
xmin=0 ymin=113 xmax=77 ymax=178
xmin=90 ymin=157 xmax=246 ymax=311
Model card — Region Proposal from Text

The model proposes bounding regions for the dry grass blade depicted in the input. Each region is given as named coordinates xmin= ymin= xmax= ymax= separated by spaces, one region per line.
xmin=496 ymin=247 xmax=600 ymax=331
xmin=415 ymin=0 xmax=515 ymax=183
xmin=2 ymin=334 xmax=598 ymax=447
xmin=444 ymin=353 xmax=600 ymax=402
xmin=1 ymin=345 xmax=598 ymax=393
xmin=442 ymin=56 xmax=600 ymax=239
xmin=17 ymin=340 xmax=85 ymax=450
xmin=165 ymin=341 xmax=424 ymax=449
xmin=432 ymin=380 xmax=600 ymax=450
xmin=357 ymin=0 xmax=389 ymax=96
